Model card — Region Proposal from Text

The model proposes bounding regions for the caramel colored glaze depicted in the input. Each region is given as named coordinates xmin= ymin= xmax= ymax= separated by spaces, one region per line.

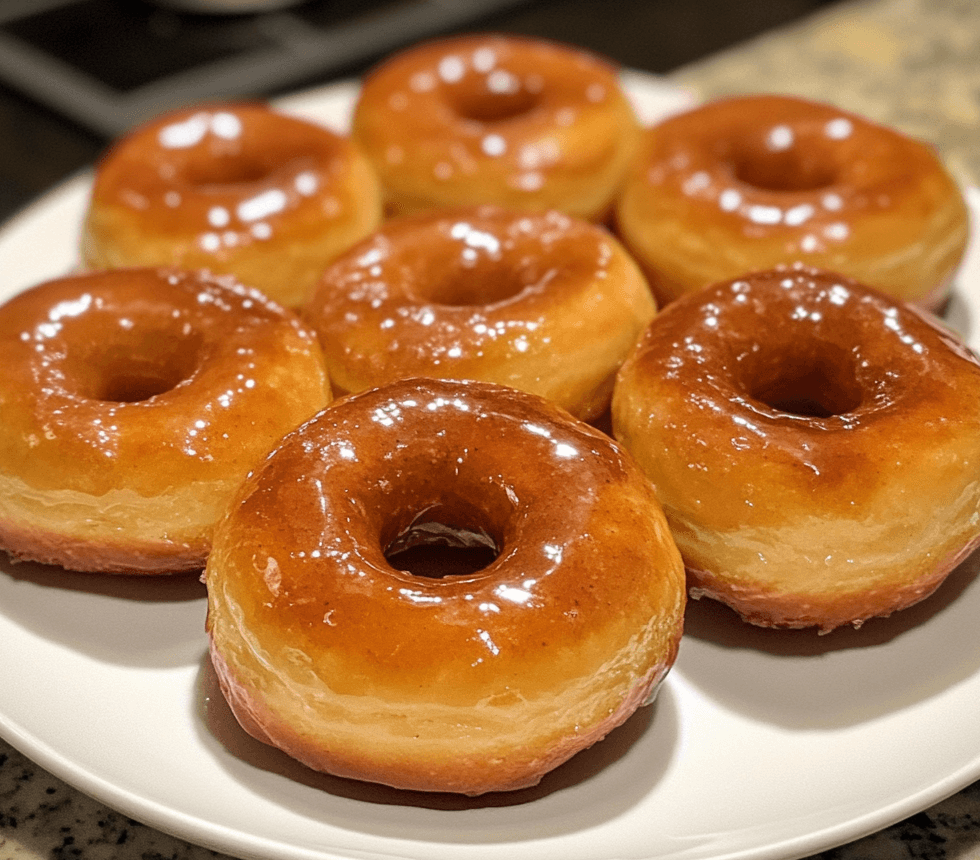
xmin=205 ymin=377 xmax=685 ymax=794
xmin=614 ymin=95 xmax=969 ymax=309
xmin=82 ymin=103 xmax=382 ymax=308
xmin=0 ymin=267 xmax=331 ymax=573
xmin=302 ymin=206 xmax=656 ymax=421
xmin=351 ymin=34 xmax=640 ymax=221
xmin=612 ymin=266 xmax=980 ymax=632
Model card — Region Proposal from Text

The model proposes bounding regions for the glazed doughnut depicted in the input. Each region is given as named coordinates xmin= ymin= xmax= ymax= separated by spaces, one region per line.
xmin=205 ymin=377 xmax=685 ymax=794
xmin=302 ymin=205 xmax=655 ymax=422
xmin=612 ymin=266 xmax=980 ymax=632
xmin=615 ymin=94 xmax=969 ymax=309
xmin=82 ymin=102 xmax=382 ymax=308
xmin=0 ymin=267 xmax=330 ymax=574
xmin=351 ymin=34 xmax=640 ymax=221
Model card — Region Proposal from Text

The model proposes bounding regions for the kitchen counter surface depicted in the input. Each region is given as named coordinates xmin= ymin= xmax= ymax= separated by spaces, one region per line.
xmin=2 ymin=0 xmax=980 ymax=858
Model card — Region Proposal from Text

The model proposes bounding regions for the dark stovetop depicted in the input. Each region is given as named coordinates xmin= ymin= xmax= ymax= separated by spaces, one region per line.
xmin=0 ymin=0 xmax=840 ymax=224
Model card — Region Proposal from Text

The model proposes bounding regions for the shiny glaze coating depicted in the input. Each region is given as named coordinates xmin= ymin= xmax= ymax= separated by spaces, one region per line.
xmin=351 ymin=34 xmax=640 ymax=220
xmin=206 ymin=377 xmax=685 ymax=794
xmin=82 ymin=102 xmax=382 ymax=307
xmin=615 ymin=95 xmax=968 ymax=309
xmin=612 ymin=267 xmax=980 ymax=631
xmin=302 ymin=205 xmax=656 ymax=421
xmin=0 ymin=267 xmax=331 ymax=573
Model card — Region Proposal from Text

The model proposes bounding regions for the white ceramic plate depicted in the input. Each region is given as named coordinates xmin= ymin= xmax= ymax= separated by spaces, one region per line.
xmin=1 ymin=74 xmax=979 ymax=860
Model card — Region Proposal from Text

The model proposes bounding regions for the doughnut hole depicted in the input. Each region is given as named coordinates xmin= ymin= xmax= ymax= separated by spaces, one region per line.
xmin=384 ymin=506 xmax=500 ymax=578
xmin=421 ymin=260 xmax=531 ymax=307
xmin=70 ymin=325 xmax=204 ymax=404
xmin=447 ymin=77 xmax=541 ymax=123
xmin=729 ymin=134 xmax=839 ymax=193
xmin=739 ymin=341 xmax=864 ymax=419
xmin=380 ymin=492 xmax=509 ymax=579
xmin=182 ymin=156 xmax=277 ymax=188
xmin=180 ymin=148 xmax=322 ymax=191
xmin=399 ymin=222 xmax=555 ymax=307
xmin=404 ymin=216 xmax=591 ymax=307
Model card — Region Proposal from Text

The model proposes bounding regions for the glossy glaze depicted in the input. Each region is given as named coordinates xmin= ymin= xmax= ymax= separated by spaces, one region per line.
xmin=612 ymin=267 xmax=980 ymax=630
xmin=302 ymin=205 xmax=655 ymax=420
xmin=352 ymin=34 xmax=640 ymax=220
xmin=206 ymin=377 xmax=685 ymax=793
xmin=82 ymin=103 xmax=382 ymax=307
xmin=0 ymin=267 xmax=330 ymax=572
xmin=615 ymin=94 xmax=968 ymax=307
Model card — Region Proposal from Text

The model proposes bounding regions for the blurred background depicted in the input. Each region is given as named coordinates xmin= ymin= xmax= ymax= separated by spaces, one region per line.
xmin=0 ymin=0 xmax=842 ymax=223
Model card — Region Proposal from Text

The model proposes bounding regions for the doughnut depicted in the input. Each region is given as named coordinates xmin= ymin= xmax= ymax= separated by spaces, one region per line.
xmin=205 ymin=377 xmax=686 ymax=794
xmin=611 ymin=266 xmax=980 ymax=632
xmin=614 ymin=94 xmax=969 ymax=309
xmin=0 ymin=267 xmax=331 ymax=574
xmin=81 ymin=102 xmax=382 ymax=308
xmin=351 ymin=33 xmax=640 ymax=221
xmin=302 ymin=205 xmax=655 ymax=422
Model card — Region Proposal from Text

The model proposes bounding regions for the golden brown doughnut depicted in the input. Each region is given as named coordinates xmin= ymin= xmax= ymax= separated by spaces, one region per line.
xmin=0 ymin=267 xmax=330 ymax=574
xmin=612 ymin=266 xmax=980 ymax=632
xmin=615 ymin=94 xmax=969 ymax=309
xmin=302 ymin=205 xmax=655 ymax=422
xmin=82 ymin=102 xmax=382 ymax=308
xmin=351 ymin=34 xmax=640 ymax=221
xmin=205 ymin=377 xmax=685 ymax=794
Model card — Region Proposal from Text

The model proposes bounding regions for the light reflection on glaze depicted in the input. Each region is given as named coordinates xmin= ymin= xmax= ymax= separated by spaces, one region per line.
xmin=158 ymin=110 xmax=243 ymax=149
xmin=449 ymin=220 xmax=502 ymax=255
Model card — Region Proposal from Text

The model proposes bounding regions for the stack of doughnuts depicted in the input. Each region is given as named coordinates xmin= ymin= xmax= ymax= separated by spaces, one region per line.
xmin=0 ymin=29 xmax=978 ymax=795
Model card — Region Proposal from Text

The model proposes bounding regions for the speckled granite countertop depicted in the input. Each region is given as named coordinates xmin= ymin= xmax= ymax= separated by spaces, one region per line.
xmin=3 ymin=0 xmax=980 ymax=858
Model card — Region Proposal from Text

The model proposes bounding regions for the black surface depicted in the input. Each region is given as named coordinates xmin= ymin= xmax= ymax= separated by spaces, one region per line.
xmin=5 ymin=2 xmax=276 ymax=92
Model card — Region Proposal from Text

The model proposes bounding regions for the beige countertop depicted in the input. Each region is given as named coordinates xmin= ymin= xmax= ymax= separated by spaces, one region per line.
xmin=2 ymin=0 xmax=980 ymax=858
